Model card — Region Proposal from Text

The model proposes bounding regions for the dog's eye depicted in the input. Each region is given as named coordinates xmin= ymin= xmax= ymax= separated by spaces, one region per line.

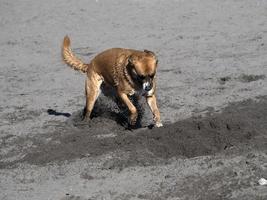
xmin=149 ymin=74 xmax=155 ymax=79
xmin=139 ymin=75 xmax=145 ymax=80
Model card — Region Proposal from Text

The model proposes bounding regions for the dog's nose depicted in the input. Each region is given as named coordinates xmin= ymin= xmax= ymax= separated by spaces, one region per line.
xmin=145 ymin=85 xmax=151 ymax=91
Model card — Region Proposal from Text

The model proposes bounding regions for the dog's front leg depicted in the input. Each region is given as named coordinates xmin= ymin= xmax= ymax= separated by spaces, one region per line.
xmin=118 ymin=92 xmax=138 ymax=126
xmin=146 ymin=94 xmax=163 ymax=127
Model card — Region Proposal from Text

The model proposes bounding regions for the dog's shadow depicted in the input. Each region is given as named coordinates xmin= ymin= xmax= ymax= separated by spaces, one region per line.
xmin=67 ymin=95 xmax=145 ymax=130
xmin=91 ymin=95 xmax=144 ymax=129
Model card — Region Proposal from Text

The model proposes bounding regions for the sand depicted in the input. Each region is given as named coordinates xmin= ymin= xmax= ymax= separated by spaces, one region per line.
xmin=0 ymin=0 xmax=267 ymax=199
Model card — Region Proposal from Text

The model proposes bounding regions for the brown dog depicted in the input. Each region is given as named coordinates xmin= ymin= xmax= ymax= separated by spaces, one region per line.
xmin=62 ymin=36 xmax=162 ymax=128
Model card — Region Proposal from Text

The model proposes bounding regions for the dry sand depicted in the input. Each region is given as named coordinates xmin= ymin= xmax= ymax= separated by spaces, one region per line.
xmin=0 ymin=0 xmax=267 ymax=199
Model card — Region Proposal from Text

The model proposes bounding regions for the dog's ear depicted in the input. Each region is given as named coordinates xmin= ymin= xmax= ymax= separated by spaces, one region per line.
xmin=128 ymin=55 xmax=134 ymax=65
xmin=144 ymin=50 xmax=158 ymax=66
xmin=128 ymin=55 xmax=137 ymax=66
xmin=144 ymin=49 xmax=156 ymax=58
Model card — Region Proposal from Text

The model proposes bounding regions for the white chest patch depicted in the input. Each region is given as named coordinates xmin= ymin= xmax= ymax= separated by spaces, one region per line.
xmin=146 ymin=88 xmax=154 ymax=96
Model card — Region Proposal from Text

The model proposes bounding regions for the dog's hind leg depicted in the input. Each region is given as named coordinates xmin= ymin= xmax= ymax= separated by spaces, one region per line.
xmin=83 ymin=71 xmax=103 ymax=121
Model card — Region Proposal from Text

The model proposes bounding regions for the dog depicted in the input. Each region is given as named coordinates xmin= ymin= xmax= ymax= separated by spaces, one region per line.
xmin=62 ymin=36 xmax=163 ymax=128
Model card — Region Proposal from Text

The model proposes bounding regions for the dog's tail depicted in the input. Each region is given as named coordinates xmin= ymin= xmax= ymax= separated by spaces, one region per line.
xmin=62 ymin=36 xmax=88 ymax=73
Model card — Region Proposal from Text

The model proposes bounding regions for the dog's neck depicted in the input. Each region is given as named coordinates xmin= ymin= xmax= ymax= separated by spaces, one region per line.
xmin=123 ymin=65 xmax=136 ymax=88
xmin=114 ymin=53 xmax=136 ymax=88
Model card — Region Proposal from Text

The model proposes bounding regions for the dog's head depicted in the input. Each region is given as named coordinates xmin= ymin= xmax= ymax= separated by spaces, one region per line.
xmin=127 ymin=50 xmax=158 ymax=92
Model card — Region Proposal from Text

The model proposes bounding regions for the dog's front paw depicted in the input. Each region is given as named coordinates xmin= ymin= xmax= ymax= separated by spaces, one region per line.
xmin=129 ymin=113 xmax=138 ymax=125
xmin=155 ymin=122 xmax=163 ymax=128
xmin=82 ymin=115 xmax=91 ymax=123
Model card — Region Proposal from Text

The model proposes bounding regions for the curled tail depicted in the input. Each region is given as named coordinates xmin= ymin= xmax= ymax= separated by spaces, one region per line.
xmin=62 ymin=36 xmax=88 ymax=73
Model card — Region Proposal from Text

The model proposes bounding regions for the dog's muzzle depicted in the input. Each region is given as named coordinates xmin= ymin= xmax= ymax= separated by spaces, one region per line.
xmin=143 ymin=81 xmax=152 ymax=91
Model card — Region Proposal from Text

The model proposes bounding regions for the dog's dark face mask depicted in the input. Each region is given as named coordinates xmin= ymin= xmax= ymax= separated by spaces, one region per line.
xmin=127 ymin=51 xmax=158 ymax=92
xmin=131 ymin=71 xmax=155 ymax=91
